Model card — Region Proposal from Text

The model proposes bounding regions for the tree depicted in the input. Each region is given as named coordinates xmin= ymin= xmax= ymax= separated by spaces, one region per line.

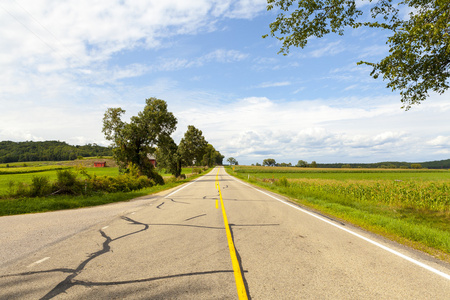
xmin=264 ymin=0 xmax=450 ymax=109
xmin=201 ymin=144 xmax=225 ymax=167
xmin=310 ymin=161 xmax=317 ymax=168
xmin=155 ymin=135 xmax=183 ymax=177
xmin=227 ymin=157 xmax=238 ymax=165
xmin=102 ymin=97 xmax=177 ymax=183
xmin=296 ymin=160 xmax=308 ymax=167
xmin=179 ymin=125 xmax=208 ymax=166
xmin=263 ymin=158 xmax=276 ymax=166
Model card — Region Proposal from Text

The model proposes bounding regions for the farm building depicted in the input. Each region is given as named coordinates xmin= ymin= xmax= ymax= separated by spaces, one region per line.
xmin=94 ymin=161 xmax=106 ymax=167
xmin=147 ymin=154 xmax=157 ymax=167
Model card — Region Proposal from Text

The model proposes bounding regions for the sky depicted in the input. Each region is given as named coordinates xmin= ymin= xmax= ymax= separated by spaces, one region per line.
xmin=0 ymin=0 xmax=449 ymax=165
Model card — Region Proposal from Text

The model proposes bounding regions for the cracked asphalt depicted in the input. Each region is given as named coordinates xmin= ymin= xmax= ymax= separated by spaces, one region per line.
xmin=1 ymin=167 xmax=449 ymax=299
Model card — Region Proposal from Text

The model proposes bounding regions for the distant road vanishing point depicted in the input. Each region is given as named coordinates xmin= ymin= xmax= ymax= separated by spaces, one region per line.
xmin=0 ymin=167 xmax=449 ymax=299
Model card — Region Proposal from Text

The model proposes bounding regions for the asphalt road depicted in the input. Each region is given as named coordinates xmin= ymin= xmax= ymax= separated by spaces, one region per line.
xmin=0 ymin=167 xmax=449 ymax=299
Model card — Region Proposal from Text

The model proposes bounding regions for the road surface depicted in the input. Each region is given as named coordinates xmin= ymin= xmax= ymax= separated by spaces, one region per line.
xmin=0 ymin=167 xmax=449 ymax=299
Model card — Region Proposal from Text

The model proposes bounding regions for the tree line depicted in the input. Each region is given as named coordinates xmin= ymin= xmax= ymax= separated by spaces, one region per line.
xmin=246 ymin=159 xmax=450 ymax=169
xmin=0 ymin=141 xmax=113 ymax=163
xmin=102 ymin=97 xmax=224 ymax=182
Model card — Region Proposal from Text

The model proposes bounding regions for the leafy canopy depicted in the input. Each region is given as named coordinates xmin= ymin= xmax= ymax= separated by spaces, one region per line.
xmin=102 ymin=97 xmax=177 ymax=182
xmin=264 ymin=0 xmax=450 ymax=109
xmin=179 ymin=125 xmax=208 ymax=166
xmin=263 ymin=158 xmax=277 ymax=166
xmin=155 ymin=135 xmax=183 ymax=177
xmin=202 ymin=144 xmax=224 ymax=167
xmin=227 ymin=157 xmax=239 ymax=165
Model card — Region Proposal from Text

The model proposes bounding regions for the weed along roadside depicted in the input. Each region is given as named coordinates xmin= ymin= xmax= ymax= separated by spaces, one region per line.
xmin=0 ymin=161 xmax=211 ymax=216
xmin=226 ymin=166 xmax=450 ymax=263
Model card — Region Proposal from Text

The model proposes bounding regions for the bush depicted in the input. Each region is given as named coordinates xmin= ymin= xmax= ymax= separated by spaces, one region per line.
xmin=193 ymin=168 xmax=202 ymax=174
xmin=88 ymin=173 xmax=153 ymax=194
xmin=53 ymin=169 xmax=82 ymax=194
xmin=15 ymin=182 xmax=29 ymax=197
xmin=276 ymin=177 xmax=290 ymax=187
xmin=30 ymin=176 xmax=51 ymax=197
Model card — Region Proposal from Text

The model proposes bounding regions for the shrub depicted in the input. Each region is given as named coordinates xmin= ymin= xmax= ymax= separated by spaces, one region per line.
xmin=193 ymin=168 xmax=202 ymax=174
xmin=53 ymin=169 xmax=82 ymax=194
xmin=88 ymin=173 xmax=153 ymax=194
xmin=275 ymin=177 xmax=290 ymax=187
xmin=15 ymin=182 xmax=29 ymax=197
xmin=30 ymin=176 xmax=51 ymax=197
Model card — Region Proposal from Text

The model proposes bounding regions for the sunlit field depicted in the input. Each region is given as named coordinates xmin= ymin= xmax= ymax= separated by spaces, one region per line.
xmin=227 ymin=166 xmax=450 ymax=261
xmin=0 ymin=160 xmax=210 ymax=216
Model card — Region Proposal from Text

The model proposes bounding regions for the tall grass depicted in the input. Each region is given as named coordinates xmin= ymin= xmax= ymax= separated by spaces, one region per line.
xmin=285 ymin=178 xmax=449 ymax=212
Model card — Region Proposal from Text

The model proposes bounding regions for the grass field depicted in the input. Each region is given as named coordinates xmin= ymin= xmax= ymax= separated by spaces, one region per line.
xmin=0 ymin=166 xmax=120 ymax=196
xmin=0 ymin=157 xmax=202 ymax=196
xmin=227 ymin=166 xmax=450 ymax=262
xmin=0 ymin=176 xmax=205 ymax=216
xmin=0 ymin=159 xmax=211 ymax=216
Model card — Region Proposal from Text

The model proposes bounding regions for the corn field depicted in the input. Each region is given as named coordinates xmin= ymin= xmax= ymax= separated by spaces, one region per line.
xmin=272 ymin=178 xmax=449 ymax=212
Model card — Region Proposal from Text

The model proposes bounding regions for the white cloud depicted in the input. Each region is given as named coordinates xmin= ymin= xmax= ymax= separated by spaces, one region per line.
xmin=155 ymin=49 xmax=248 ymax=71
xmin=164 ymin=93 xmax=450 ymax=164
xmin=225 ymin=0 xmax=267 ymax=19
xmin=256 ymin=81 xmax=291 ymax=88
xmin=427 ymin=136 xmax=450 ymax=147
xmin=309 ymin=41 xmax=345 ymax=58
xmin=1 ymin=1 xmax=448 ymax=165
xmin=358 ymin=45 xmax=389 ymax=59
xmin=201 ymin=49 xmax=249 ymax=63
xmin=0 ymin=1 xmax=260 ymax=96
xmin=0 ymin=1 xmax=263 ymax=66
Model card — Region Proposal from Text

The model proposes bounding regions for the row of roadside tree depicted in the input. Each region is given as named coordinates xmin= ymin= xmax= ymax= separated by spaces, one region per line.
xmin=102 ymin=97 xmax=224 ymax=183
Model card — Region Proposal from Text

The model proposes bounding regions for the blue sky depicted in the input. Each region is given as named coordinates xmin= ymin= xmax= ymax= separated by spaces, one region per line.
xmin=1 ymin=0 xmax=449 ymax=165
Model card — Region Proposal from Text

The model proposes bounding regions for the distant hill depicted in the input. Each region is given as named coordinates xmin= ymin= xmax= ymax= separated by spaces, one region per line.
xmin=0 ymin=141 xmax=112 ymax=163
xmin=421 ymin=159 xmax=450 ymax=169
xmin=317 ymin=159 xmax=450 ymax=169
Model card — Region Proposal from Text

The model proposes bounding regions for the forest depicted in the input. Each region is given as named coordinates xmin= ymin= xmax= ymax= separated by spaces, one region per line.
xmin=0 ymin=141 xmax=112 ymax=163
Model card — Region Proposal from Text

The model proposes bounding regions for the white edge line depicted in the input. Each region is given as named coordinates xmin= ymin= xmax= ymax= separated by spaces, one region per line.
xmin=231 ymin=176 xmax=450 ymax=281
xmin=27 ymin=257 xmax=50 ymax=268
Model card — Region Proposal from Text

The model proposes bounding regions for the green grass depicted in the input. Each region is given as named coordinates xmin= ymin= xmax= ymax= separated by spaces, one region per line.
xmin=233 ymin=166 xmax=450 ymax=181
xmin=227 ymin=166 xmax=450 ymax=262
xmin=0 ymin=170 xmax=61 ymax=196
xmin=248 ymin=171 xmax=450 ymax=181
xmin=0 ymin=165 xmax=70 ymax=175
xmin=159 ymin=167 xmax=205 ymax=176
xmin=0 ymin=170 xmax=211 ymax=216
xmin=0 ymin=167 xmax=119 ymax=196
xmin=0 ymin=165 xmax=206 ymax=196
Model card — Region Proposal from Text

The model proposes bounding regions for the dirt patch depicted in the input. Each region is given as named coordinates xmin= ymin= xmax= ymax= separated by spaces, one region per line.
xmin=64 ymin=158 xmax=118 ymax=168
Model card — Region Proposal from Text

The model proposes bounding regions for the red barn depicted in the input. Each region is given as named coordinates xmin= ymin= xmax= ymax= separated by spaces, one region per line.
xmin=147 ymin=154 xmax=157 ymax=167
xmin=94 ymin=161 xmax=106 ymax=167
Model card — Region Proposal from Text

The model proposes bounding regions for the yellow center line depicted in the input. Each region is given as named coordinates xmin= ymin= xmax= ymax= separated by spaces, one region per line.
xmin=216 ymin=169 xmax=248 ymax=300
